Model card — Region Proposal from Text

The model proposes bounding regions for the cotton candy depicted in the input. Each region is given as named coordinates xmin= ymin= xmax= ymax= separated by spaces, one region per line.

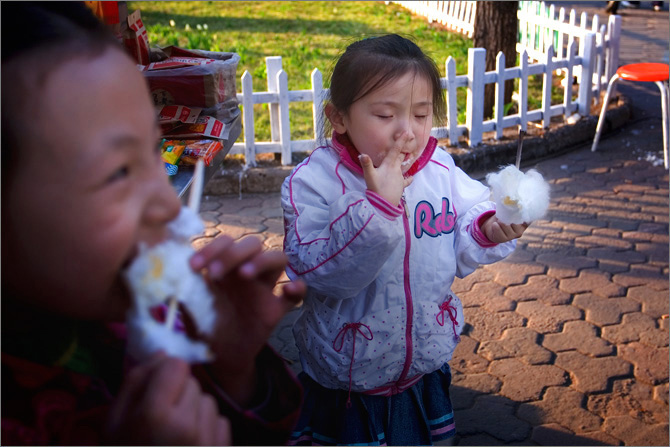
xmin=486 ymin=165 xmax=550 ymax=225
xmin=123 ymin=206 xmax=216 ymax=363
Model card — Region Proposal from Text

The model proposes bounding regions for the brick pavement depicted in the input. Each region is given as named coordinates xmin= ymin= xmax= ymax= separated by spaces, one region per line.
xmin=193 ymin=133 xmax=669 ymax=445
xmin=191 ymin=3 xmax=669 ymax=445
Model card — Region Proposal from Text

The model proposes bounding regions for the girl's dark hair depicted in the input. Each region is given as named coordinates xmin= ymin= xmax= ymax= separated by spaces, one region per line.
xmin=328 ymin=34 xmax=446 ymax=128
xmin=1 ymin=1 xmax=121 ymax=177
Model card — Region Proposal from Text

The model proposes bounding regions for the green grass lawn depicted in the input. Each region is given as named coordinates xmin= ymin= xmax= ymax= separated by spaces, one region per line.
xmin=131 ymin=1 xmax=563 ymax=146
xmin=130 ymin=1 xmax=472 ymax=142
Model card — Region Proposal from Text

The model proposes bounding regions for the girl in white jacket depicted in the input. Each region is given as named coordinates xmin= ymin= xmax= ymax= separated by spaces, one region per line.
xmin=282 ymin=34 xmax=528 ymax=445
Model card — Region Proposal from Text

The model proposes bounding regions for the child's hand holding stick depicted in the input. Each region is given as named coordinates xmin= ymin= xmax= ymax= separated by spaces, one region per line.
xmin=190 ymin=235 xmax=306 ymax=406
xmin=106 ymin=352 xmax=231 ymax=445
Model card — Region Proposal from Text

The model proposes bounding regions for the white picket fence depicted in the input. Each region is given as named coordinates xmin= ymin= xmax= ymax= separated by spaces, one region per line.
xmin=390 ymin=1 xmax=622 ymax=91
xmin=388 ymin=1 xmax=477 ymax=37
xmin=230 ymin=2 xmax=621 ymax=167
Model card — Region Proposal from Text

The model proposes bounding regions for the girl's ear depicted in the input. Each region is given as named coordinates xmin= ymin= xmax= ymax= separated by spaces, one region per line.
xmin=325 ymin=103 xmax=347 ymax=133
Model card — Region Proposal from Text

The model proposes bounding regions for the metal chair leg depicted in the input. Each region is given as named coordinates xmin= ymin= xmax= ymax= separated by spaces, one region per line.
xmin=592 ymin=74 xmax=620 ymax=152
xmin=655 ymin=80 xmax=669 ymax=169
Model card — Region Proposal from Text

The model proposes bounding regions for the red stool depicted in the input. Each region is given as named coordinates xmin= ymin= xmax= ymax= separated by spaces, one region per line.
xmin=592 ymin=63 xmax=669 ymax=169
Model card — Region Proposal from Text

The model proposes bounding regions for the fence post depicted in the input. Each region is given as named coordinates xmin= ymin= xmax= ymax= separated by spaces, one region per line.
xmin=277 ymin=69 xmax=291 ymax=165
xmin=445 ymin=56 xmax=458 ymax=146
xmin=241 ymin=71 xmax=256 ymax=167
xmin=607 ymin=14 xmax=621 ymax=81
xmin=311 ymin=68 xmax=324 ymax=145
xmin=557 ymin=6 xmax=566 ymax=60
xmin=494 ymin=51 xmax=506 ymax=139
xmin=466 ymin=47 xmax=485 ymax=146
xmin=578 ymin=32 xmax=596 ymax=116
xmin=564 ymin=40 xmax=578 ymax=116
xmin=266 ymin=56 xmax=283 ymax=145
xmin=519 ymin=50 xmax=529 ymax=132
xmin=542 ymin=45 xmax=554 ymax=129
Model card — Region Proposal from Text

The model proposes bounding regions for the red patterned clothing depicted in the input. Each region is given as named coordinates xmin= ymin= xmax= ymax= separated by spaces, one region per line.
xmin=2 ymin=323 xmax=302 ymax=445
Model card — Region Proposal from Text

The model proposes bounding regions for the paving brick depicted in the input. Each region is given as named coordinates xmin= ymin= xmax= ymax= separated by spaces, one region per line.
xmin=517 ymin=386 xmax=602 ymax=433
xmin=478 ymin=327 xmax=553 ymax=365
xmin=531 ymin=424 xmax=622 ymax=446
xmin=601 ymin=312 xmax=659 ymax=344
xmin=586 ymin=247 xmax=647 ymax=274
xmin=463 ymin=307 xmax=527 ymax=341
xmin=612 ymin=263 xmax=668 ymax=290
xmin=452 ymin=266 xmax=496 ymax=294
xmin=602 ymin=415 xmax=669 ymax=446
xmin=587 ymin=378 xmax=669 ymax=426
xmin=574 ymin=234 xmax=634 ymax=251
xmin=215 ymin=194 xmax=264 ymax=214
xmin=653 ymin=383 xmax=669 ymax=406
xmin=450 ymin=372 xmax=501 ymax=411
xmin=504 ymin=276 xmax=571 ymax=305
xmin=559 ymin=269 xmax=626 ymax=298
xmin=199 ymin=195 xmax=224 ymax=212
xmin=515 ymin=301 xmax=582 ymax=334
xmin=622 ymin=227 xmax=669 ymax=243
xmin=535 ymin=252 xmax=597 ymax=279
xmin=492 ymin=262 xmax=546 ymax=287
xmin=456 ymin=433 xmax=512 ymax=446
xmin=543 ymin=320 xmax=614 ymax=357
xmin=573 ymin=293 xmax=640 ymax=326
xmin=488 ymin=358 xmax=567 ymax=402
xmin=451 ymin=334 xmax=489 ymax=374
xmin=215 ymin=218 xmax=266 ymax=239
xmin=457 ymin=281 xmax=511 ymax=311
xmin=635 ymin=241 xmax=670 ymax=266
xmin=572 ymin=197 xmax=642 ymax=214
xmin=626 ymin=285 xmax=670 ymax=318
xmin=555 ymin=351 xmax=633 ymax=393
xmin=636 ymin=222 xmax=670 ymax=235
xmin=454 ymin=394 xmax=531 ymax=441
xmin=618 ymin=342 xmax=670 ymax=386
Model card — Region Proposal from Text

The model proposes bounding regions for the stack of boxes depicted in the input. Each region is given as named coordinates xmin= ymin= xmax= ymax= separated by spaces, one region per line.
xmin=86 ymin=1 xmax=240 ymax=177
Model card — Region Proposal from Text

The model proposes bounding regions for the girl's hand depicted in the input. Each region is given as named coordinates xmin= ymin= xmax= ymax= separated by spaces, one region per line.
xmin=106 ymin=352 xmax=231 ymax=446
xmin=360 ymin=133 xmax=414 ymax=206
xmin=189 ymin=235 xmax=306 ymax=406
xmin=480 ymin=214 xmax=529 ymax=244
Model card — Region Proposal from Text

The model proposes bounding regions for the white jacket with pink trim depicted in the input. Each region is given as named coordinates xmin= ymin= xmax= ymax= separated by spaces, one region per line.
xmin=281 ymin=134 xmax=516 ymax=393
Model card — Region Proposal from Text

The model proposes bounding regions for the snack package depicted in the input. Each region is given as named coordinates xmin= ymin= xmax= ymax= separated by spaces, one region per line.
xmin=123 ymin=9 xmax=150 ymax=65
xmin=161 ymin=140 xmax=186 ymax=165
xmin=140 ymin=57 xmax=218 ymax=71
xmin=158 ymin=105 xmax=202 ymax=124
xmin=143 ymin=47 xmax=240 ymax=108
xmin=180 ymin=140 xmax=223 ymax=166
xmin=164 ymin=115 xmax=229 ymax=140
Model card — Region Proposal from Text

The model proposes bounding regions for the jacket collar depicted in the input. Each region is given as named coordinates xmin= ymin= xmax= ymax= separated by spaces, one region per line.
xmin=330 ymin=131 xmax=437 ymax=177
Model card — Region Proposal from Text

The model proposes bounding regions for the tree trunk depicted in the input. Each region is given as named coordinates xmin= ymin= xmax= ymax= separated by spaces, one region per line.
xmin=473 ymin=1 xmax=519 ymax=119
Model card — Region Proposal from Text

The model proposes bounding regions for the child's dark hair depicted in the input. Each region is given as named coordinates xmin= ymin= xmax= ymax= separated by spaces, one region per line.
xmin=1 ymin=1 xmax=120 ymax=179
xmin=328 ymin=34 xmax=446 ymax=127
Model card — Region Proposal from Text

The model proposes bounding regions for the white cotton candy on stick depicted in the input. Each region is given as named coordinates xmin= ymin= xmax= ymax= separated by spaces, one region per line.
xmin=486 ymin=165 xmax=550 ymax=225
xmin=123 ymin=204 xmax=217 ymax=363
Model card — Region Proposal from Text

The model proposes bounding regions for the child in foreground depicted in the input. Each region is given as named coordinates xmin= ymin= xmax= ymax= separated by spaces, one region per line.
xmin=282 ymin=34 xmax=529 ymax=445
xmin=1 ymin=2 xmax=305 ymax=445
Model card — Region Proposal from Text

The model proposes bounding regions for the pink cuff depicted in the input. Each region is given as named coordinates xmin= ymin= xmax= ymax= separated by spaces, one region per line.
xmin=365 ymin=190 xmax=403 ymax=220
xmin=469 ymin=210 xmax=498 ymax=248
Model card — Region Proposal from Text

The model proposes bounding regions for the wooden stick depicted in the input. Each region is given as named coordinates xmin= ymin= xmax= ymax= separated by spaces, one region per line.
xmin=165 ymin=297 xmax=179 ymax=330
xmin=516 ymin=129 xmax=526 ymax=169
xmin=188 ymin=159 xmax=205 ymax=214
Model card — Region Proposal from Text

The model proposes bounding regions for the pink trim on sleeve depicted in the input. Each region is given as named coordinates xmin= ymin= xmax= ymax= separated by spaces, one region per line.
xmin=469 ymin=210 xmax=498 ymax=248
xmin=365 ymin=190 xmax=403 ymax=220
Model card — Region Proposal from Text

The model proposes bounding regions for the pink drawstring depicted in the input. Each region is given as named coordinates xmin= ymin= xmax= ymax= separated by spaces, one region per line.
xmin=332 ymin=322 xmax=373 ymax=408
xmin=436 ymin=296 xmax=460 ymax=342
